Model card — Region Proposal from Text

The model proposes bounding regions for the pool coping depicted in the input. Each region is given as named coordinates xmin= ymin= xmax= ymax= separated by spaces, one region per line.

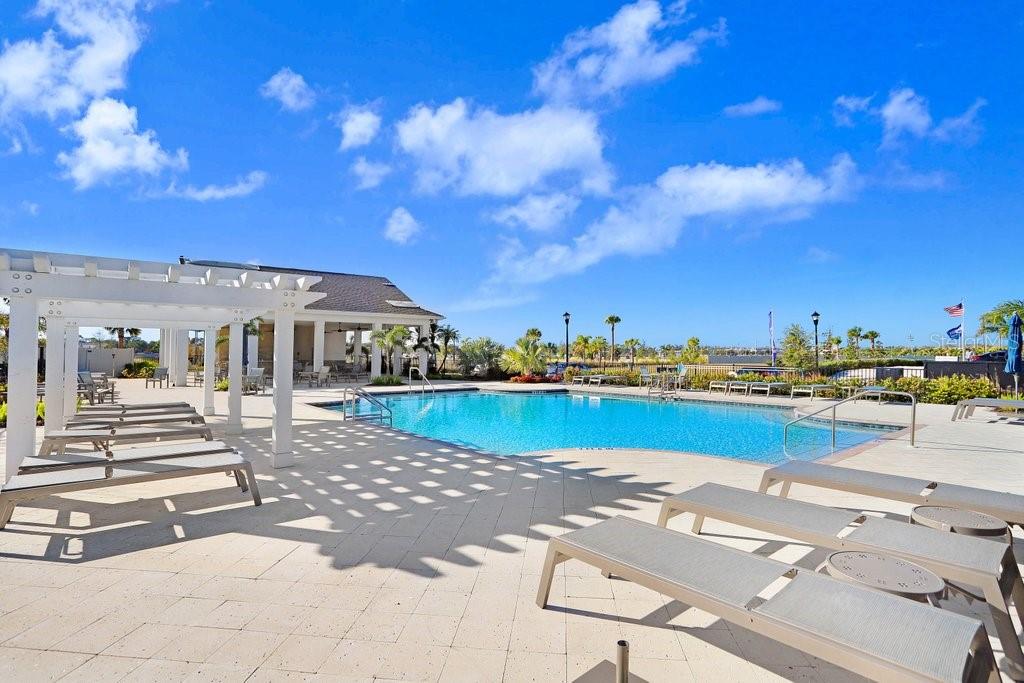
xmin=304 ymin=387 xmax=906 ymax=466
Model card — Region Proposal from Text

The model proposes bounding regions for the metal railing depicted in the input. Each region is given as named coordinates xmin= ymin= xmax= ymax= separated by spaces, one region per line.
xmin=783 ymin=386 xmax=916 ymax=451
xmin=408 ymin=366 xmax=435 ymax=394
xmin=340 ymin=387 xmax=393 ymax=426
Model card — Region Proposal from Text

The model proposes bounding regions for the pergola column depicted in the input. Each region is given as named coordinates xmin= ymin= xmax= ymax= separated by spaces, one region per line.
xmin=272 ymin=310 xmax=295 ymax=467
xmin=43 ymin=317 xmax=65 ymax=432
xmin=246 ymin=321 xmax=259 ymax=371
xmin=63 ymin=323 xmax=78 ymax=420
xmin=173 ymin=328 xmax=188 ymax=386
xmin=202 ymin=326 xmax=216 ymax=416
xmin=226 ymin=322 xmax=243 ymax=435
xmin=417 ymin=322 xmax=431 ymax=372
xmin=158 ymin=328 xmax=168 ymax=367
xmin=313 ymin=319 xmax=325 ymax=369
xmin=5 ymin=297 xmax=38 ymax=479
xmin=370 ymin=322 xmax=382 ymax=378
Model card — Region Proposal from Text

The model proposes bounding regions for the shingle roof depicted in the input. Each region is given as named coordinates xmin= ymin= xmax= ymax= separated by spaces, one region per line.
xmin=185 ymin=259 xmax=441 ymax=318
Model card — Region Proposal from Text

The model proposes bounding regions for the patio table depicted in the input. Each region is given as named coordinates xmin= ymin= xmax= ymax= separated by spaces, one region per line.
xmin=823 ymin=550 xmax=945 ymax=604
xmin=911 ymin=505 xmax=1011 ymax=543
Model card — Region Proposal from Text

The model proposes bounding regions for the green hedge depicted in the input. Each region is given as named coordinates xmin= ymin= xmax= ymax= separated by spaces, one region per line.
xmin=121 ymin=359 xmax=158 ymax=378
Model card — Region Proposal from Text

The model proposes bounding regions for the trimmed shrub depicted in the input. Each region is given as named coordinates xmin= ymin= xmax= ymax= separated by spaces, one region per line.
xmin=121 ymin=359 xmax=158 ymax=378
xmin=214 ymin=379 xmax=229 ymax=392
xmin=508 ymin=374 xmax=561 ymax=384
xmin=370 ymin=375 xmax=404 ymax=386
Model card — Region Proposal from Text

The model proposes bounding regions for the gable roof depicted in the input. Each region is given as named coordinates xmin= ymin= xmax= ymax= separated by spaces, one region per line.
xmin=184 ymin=259 xmax=441 ymax=318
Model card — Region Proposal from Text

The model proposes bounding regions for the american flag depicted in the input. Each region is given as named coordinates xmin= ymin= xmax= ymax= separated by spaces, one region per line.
xmin=944 ymin=302 xmax=964 ymax=317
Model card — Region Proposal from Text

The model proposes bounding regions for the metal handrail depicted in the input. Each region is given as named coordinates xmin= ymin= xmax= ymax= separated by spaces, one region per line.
xmin=340 ymin=387 xmax=393 ymax=426
xmin=408 ymin=366 xmax=435 ymax=395
xmin=784 ymin=386 xmax=916 ymax=450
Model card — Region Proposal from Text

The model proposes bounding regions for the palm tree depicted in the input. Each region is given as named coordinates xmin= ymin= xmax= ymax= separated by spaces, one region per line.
xmin=436 ymin=324 xmax=460 ymax=372
xmin=370 ymin=324 xmax=411 ymax=375
xmin=862 ymin=330 xmax=880 ymax=351
xmin=622 ymin=338 xmax=641 ymax=368
xmin=543 ymin=341 xmax=558 ymax=360
xmin=846 ymin=326 xmax=863 ymax=350
xmin=524 ymin=327 xmax=542 ymax=341
xmin=571 ymin=334 xmax=591 ymax=361
xmin=414 ymin=322 xmax=440 ymax=370
xmin=979 ymin=300 xmax=1024 ymax=338
xmin=499 ymin=336 xmax=546 ymax=376
xmin=104 ymin=327 xmax=142 ymax=349
xmin=589 ymin=336 xmax=608 ymax=366
xmin=827 ymin=335 xmax=843 ymax=359
xmin=604 ymin=315 xmax=621 ymax=362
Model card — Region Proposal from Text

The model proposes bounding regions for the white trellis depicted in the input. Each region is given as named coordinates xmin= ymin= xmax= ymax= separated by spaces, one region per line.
xmin=0 ymin=249 xmax=325 ymax=479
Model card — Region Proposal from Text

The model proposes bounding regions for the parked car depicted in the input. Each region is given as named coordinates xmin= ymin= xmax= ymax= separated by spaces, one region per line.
xmin=970 ymin=350 xmax=1007 ymax=362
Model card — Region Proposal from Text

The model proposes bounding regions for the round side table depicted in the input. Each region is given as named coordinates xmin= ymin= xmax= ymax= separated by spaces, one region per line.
xmin=824 ymin=551 xmax=945 ymax=604
xmin=910 ymin=505 xmax=1011 ymax=543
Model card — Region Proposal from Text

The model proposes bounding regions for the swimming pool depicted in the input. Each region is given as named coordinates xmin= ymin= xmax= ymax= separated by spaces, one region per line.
xmin=327 ymin=390 xmax=890 ymax=463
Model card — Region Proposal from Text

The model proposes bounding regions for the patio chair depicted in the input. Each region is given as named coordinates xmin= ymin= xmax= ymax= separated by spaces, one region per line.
xmin=0 ymin=451 xmax=262 ymax=529
xmin=749 ymin=381 xmax=788 ymax=396
xmin=308 ymin=365 xmax=331 ymax=388
xmin=790 ymin=383 xmax=832 ymax=399
xmin=78 ymin=372 xmax=115 ymax=404
xmin=39 ymin=424 xmax=214 ymax=456
xmin=536 ymin=516 xmax=997 ymax=682
xmin=952 ymin=398 xmax=1024 ymax=422
xmin=638 ymin=367 xmax=655 ymax=387
xmin=659 ymin=482 xmax=1024 ymax=671
xmin=66 ymin=410 xmax=205 ymax=429
xmin=759 ymin=461 xmax=1024 ymax=527
xmin=243 ymin=367 xmax=266 ymax=395
xmin=145 ymin=367 xmax=169 ymax=388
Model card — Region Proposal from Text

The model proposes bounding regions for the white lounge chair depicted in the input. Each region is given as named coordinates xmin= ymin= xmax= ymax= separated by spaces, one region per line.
xmin=749 ymin=381 xmax=788 ymax=396
xmin=39 ymin=424 xmax=214 ymax=456
xmin=0 ymin=451 xmax=261 ymax=529
xmin=66 ymin=411 xmax=206 ymax=429
xmin=536 ymin=515 xmax=997 ymax=682
xmin=77 ymin=401 xmax=192 ymax=413
xmin=726 ymin=380 xmax=752 ymax=395
xmin=952 ymin=398 xmax=1024 ymax=422
xmin=791 ymin=383 xmax=832 ymax=399
xmin=660 ymin=482 xmax=1024 ymax=672
xmin=760 ymin=461 xmax=1024 ymax=527
xmin=20 ymin=440 xmax=236 ymax=473
xmin=708 ymin=380 xmax=730 ymax=394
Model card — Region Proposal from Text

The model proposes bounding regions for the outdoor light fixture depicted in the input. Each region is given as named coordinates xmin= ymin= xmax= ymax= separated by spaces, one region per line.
xmin=563 ymin=312 xmax=571 ymax=369
xmin=811 ymin=311 xmax=821 ymax=370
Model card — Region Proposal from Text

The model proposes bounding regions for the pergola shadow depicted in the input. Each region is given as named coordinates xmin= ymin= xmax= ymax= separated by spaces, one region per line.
xmin=0 ymin=421 xmax=674 ymax=579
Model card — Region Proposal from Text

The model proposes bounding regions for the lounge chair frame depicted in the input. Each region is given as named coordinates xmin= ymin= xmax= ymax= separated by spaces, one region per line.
xmin=39 ymin=424 xmax=214 ymax=456
xmin=659 ymin=482 xmax=1024 ymax=671
xmin=952 ymin=398 xmax=1024 ymax=422
xmin=537 ymin=516 xmax=997 ymax=682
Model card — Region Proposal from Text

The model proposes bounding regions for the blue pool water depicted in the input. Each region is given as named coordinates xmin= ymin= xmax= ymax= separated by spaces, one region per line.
xmin=330 ymin=391 xmax=889 ymax=463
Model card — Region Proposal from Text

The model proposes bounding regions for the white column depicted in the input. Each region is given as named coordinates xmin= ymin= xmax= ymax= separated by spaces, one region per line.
xmin=6 ymin=297 xmax=38 ymax=479
xmin=43 ymin=318 xmax=65 ymax=433
xmin=350 ymin=330 xmax=359 ymax=366
xmin=370 ymin=322 xmax=382 ymax=378
xmin=202 ymin=327 xmax=216 ymax=416
xmin=173 ymin=329 xmax=188 ymax=386
xmin=164 ymin=328 xmax=176 ymax=380
xmin=226 ymin=322 xmax=243 ymax=435
xmin=63 ymin=323 xmax=78 ymax=420
xmin=417 ymin=322 xmax=431 ymax=373
xmin=272 ymin=310 xmax=295 ymax=467
xmin=246 ymin=321 xmax=259 ymax=371
xmin=313 ymin=319 xmax=325 ymax=369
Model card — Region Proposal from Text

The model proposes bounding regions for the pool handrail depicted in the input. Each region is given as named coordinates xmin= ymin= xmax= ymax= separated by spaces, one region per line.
xmin=783 ymin=386 xmax=916 ymax=451
xmin=409 ymin=366 xmax=436 ymax=395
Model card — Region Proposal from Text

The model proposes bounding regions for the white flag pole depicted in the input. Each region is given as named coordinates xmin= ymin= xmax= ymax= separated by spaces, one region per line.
xmin=961 ymin=297 xmax=966 ymax=361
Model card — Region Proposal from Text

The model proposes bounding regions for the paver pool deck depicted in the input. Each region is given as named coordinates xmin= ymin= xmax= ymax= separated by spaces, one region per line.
xmin=1 ymin=378 xmax=1022 ymax=681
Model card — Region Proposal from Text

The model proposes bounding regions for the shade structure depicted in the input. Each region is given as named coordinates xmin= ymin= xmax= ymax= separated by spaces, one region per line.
xmin=1006 ymin=313 xmax=1022 ymax=398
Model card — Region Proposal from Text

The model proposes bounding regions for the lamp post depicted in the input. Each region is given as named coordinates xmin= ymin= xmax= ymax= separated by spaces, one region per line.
xmin=811 ymin=311 xmax=821 ymax=370
xmin=563 ymin=312 xmax=571 ymax=369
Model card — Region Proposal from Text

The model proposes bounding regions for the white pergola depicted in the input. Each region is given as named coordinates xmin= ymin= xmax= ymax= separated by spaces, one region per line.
xmin=0 ymin=248 xmax=325 ymax=480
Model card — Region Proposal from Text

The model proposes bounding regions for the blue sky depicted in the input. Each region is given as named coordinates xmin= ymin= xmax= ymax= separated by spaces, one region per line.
xmin=1 ymin=1 xmax=1021 ymax=347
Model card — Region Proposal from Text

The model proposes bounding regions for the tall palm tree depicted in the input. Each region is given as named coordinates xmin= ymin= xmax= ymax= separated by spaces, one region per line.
xmin=846 ymin=326 xmax=863 ymax=350
xmin=589 ymin=336 xmax=608 ymax=366
xmin=862 ymin=330 xmax=880 ymax=351
xmin=622 ymin=338 xmax=641 ymax=368
xmin=604 ymin=315 xmax=621 ymax=362
xmin=979 ymin=300 xmax=1024 ymax=338
xmin=524 ymin=327 xmax=542 ymax=341
xmin=104 ymin=327 xmax=142 ymax=349
xmin=370 ymin=324 xmax=411 ymax=375
xmin=436 ymin=324 xmax=460 ymax=372
xmin=499 ymin=336 xmax=546 ymax=376
xmin=571 ymin=334 xmax=591 ymax=361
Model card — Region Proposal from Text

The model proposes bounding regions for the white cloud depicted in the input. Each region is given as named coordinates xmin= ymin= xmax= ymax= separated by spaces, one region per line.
xmin=384 ymin=207 xmax=422 ymax=245
xmin=396 ymin=97 xmax=611 ymax=196
xmin=874 ymin=88 xmax=986 ymax=148
xmin=723 ymin=95 xmax=781 ymax=118
xmin=259 ymin=67 xmax=316 ymax=112
xmin=491 ymin=154 xmax=857 ymax=285
xmin=163 ymin=170 xmax=268 ymax=201
xmin=350 ymin=156 xmax=391 ymax=189
xmin=0 ymin=0 xmax=141 ymax=121
xmin=490 ymin=192 xmax=580 ymax=231
xmin=338 ymin=105 xmax=381 ymax=149
xmin=533 ymin=0 xmax=726 ymax=102
xmin=804 ymin=246 xmax=836 ymax=263
xmin=877 ymin=161 xmax=950 ymax=191
xmin=56 ymin=97 xmax=187 ymax=188
xmin=832 ymin=94 xmax=872 ymax=127
xmin=21 ymin=201 xmax=40 ymax=216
